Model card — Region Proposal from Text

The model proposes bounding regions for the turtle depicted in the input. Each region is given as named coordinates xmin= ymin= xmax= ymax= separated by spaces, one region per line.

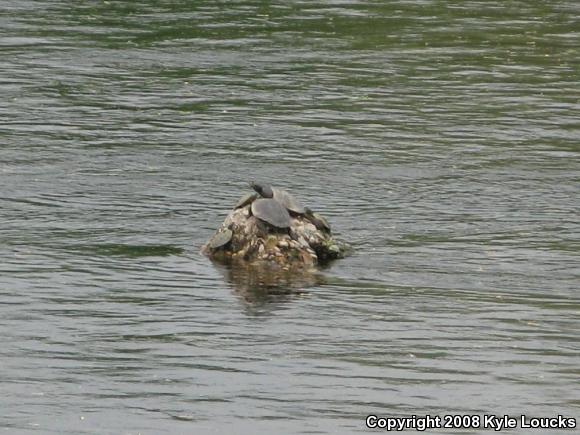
xmin=250 ymin=182 xmax=306 ymax=215
xmin=250 ymin=182 xmax=274 ymax=199
xmin=304 ymin=207 xmax=331 ymax=234
xmin=251 ymin=198 xmax=291 ymax=229
xmin=234 ymin=192 xmax=258 ymax=209
xmin=208 ymin=228 xmax=233 ymax=250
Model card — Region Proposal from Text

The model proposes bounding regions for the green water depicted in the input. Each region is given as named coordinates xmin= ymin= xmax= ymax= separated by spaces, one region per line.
xmin=1 ymin=1 xmax=579 ymax=433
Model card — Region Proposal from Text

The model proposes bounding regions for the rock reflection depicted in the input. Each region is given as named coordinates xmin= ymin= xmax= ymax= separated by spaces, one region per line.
xmin=215 ymin=261 xmax=326 ymax=305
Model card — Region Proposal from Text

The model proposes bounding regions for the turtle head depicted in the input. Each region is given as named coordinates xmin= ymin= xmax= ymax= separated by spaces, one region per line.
xmin=304 ymin=207 xmax=314 ymax=217
xmin=250 ymin=182 xmax=274 ymax=198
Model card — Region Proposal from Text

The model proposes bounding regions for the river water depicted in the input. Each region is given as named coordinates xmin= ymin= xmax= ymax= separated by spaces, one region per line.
xmin=1 ymin=1 xmax=579 ymax=434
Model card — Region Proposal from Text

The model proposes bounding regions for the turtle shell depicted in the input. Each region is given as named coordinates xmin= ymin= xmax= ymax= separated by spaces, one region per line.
xmin=234 ymin=192 xmax=257 ymax=209
xmin=208 ymin=229 xmax=233 ymax=249
xmin=272 ymin=188 xmax=305 ymax=215
xmin=251 ymin=198 xmax=291 ymax=229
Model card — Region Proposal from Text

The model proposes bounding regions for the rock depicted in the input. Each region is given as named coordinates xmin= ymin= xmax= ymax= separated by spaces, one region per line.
xmin=201 ymin=194 xmax=348 ymax=269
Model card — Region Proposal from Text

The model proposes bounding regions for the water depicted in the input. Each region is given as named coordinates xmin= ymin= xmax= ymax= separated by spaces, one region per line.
xmin=1 ymin=1 xmax=579 ymax=433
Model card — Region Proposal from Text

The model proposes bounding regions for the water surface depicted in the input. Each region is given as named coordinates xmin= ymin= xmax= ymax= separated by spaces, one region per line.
xmin=1 ymin=1 xmax=579 ymax=433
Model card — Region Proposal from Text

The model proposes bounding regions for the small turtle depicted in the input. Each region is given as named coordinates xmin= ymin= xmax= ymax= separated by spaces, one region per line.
xmin=251 ymin=198 xmax=291 ymax=229
xmin=304 ymin=207 xmax=331 ymax=234
xmin=208 ymin=228 xmax=233 ymax=249
xmin=234 ymin=192 xmax=257 ymax=209
xmin=250 ymin=182 xmax=274 ymax=198
xmin=250 ymin=182 xmax=305 ymax=215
